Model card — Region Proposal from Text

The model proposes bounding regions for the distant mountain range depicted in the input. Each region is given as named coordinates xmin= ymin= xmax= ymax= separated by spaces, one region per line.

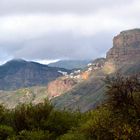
xmin=0 ymin=59 xmax=71 ymax=90
xmin=48 ymin=60 xmax=91 ymax=70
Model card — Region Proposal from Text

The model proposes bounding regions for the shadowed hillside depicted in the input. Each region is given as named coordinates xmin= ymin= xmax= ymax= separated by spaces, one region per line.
xmin=0 ymin=59 xmax=71 ymax=90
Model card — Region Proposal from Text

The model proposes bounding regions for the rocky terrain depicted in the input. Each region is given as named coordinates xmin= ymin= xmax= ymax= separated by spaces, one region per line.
xmin=47 ymin=77 xmax=77 ymax=99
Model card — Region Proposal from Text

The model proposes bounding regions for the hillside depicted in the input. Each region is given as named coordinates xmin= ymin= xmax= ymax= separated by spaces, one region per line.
xmin=0 ymin=86 xmax=48 ymax=108
xmin=52 ymin=29 xmax=140 ymax=111
xmin=52 ymin=77 xmax=105 ymax=112
xmin=48 ymin=60 xmax=91 ymax=70
xmin=0 ymin=59 xmax=105 ymax=109
xmin=0 ymin=59 xmax=71 ymax=90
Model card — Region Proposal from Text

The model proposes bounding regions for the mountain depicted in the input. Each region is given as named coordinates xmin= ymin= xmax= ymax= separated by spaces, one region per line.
xmin=48 ymin=60 xmax=91 ymax=70
xmin=0 ymin=59 xmax=71 ymax=90
xmin=52 ymin=58 xmax=107 ymax=112
xmin=52 ymin=29 xmax=140 ymax=112
xmin=0 ymin=58 xmax=105 ymax=109
xmin=1 ymin=29 xmax=140 ymax=111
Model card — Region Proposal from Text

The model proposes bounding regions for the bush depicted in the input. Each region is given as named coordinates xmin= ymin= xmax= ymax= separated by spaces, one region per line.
xmin=105 ymin=74 xmax=140 ymax=116
xmin=14 ymin=130 xmax=52 ymax=140
xmin=80 ymin=107 xmax=114 ymax=140
xmin=0 ymin=105 xmax=7 ymax=124
xmin=43 ymin=110 xmax=82 ymax=137
xmin=13 ymin=100 xmax=53 ymax=131
xmin=0 ymin=125 xmax=15 ymax=140
xmin=58 ymin=132 xmax=86 ymax=140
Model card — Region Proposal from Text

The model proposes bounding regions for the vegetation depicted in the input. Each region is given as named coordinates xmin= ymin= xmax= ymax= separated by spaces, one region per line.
xmin=0 ymin=74 xmax=140 ymax=140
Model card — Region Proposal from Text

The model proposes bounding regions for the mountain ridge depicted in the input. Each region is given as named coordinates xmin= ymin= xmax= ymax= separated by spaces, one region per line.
xmin=48 ymin=60 xmax=91 ymax=70
xmin=0 ymin=59 xmax=71 ymax=90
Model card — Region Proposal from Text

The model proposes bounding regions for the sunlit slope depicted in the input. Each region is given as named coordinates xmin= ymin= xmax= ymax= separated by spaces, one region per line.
xmin=52 ymin=76 xmax=105 ymax=112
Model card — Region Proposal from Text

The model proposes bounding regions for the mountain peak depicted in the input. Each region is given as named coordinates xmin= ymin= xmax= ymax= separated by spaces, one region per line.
xmin=4 ymin=58 xmax=27 ymax=65
xmin=11 ymin=58 xmax=26 ymax=62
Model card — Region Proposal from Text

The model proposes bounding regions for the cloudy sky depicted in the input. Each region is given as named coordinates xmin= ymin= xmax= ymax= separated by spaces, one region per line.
xmin=0 ymin=0 xmax=140 ymax=64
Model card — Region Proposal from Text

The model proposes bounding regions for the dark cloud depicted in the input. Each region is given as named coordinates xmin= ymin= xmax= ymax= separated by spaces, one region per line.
xmin=0 ymin=31 xmax=113 ymax=61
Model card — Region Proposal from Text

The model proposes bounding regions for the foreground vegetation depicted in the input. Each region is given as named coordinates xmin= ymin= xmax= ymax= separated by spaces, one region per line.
xmin=0 ymin=74 xmax=140 ymax=140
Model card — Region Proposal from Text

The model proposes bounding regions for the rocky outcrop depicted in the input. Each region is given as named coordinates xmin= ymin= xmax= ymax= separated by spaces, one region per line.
xmin=106 ymin=29 xmax=140 ymax=67
xmin=47 ymin=77 xmax=77 ymax=98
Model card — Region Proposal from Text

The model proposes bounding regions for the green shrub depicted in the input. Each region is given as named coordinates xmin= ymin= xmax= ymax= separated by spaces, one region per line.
xmin=15 ymin=130 xmax=52 ymax=140
xmin=0 ymin=125 xmax=14 ymax=140
xmin=13 ymin=100 xmax=53 ymax=131
xmin=43 ymin=110 xmax=82 ymax=136
xmin=58 ymin=132 xmax=86 ymax=140
xmin=80 ymin=107 xmax=114 ymax=140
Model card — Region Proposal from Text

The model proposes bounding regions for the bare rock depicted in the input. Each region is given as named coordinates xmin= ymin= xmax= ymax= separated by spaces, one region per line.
xmin=106 ymin=29 xmax=140 ymax=67
xmin=47 ymin=77 xmax=77 ymax=98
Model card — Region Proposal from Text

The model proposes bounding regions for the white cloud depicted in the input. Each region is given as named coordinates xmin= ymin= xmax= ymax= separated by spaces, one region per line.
xmin=0 ymin=0 xmax=133 ymax=15
xmin=0 ymin=13 xmax=136 ymax=43
xmin=35 ymin=59 xmax=60 ymax=65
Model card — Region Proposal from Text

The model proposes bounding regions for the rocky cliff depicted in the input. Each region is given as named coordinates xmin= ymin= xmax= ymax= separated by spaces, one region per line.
xmin=106 ymin=29 xmax=140 ymax=67
xmin=47 ymin=77 xmax=77 ymax=99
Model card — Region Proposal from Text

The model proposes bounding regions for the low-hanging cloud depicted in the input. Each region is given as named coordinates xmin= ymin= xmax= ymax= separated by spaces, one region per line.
xmin=0 ymin=31 xmax=113 ymax=60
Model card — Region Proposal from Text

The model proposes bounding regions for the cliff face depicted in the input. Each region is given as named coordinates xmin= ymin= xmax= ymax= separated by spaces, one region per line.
xmin=47 ymin=78 xmax=77 ymax=98
xmin=106 ymin=29 xmax=140 ymax=67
